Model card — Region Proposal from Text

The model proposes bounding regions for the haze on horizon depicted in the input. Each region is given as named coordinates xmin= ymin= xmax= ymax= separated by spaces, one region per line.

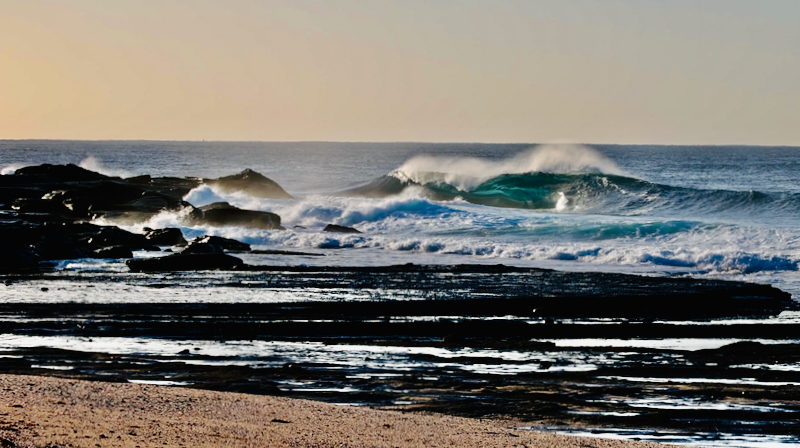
xmin=1 ymin=0 xmax=799 ymax=146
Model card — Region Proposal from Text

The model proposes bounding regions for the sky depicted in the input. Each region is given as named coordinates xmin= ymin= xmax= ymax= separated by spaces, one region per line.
xmin=1 ymin=0 xmax=799 ymax=145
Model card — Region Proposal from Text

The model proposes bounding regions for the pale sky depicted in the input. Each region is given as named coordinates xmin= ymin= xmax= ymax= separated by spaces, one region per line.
xmin=1 ymin=0 xmax=799 ymax=145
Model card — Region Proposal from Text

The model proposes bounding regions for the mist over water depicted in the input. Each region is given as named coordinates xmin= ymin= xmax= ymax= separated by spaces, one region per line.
xmin=3 ymin=140 xmax=800 ymax=295
xmin=78 ymin=155 xmax=133 ymax=178
xmin=394 ymin=144 xmax=625 ymax=190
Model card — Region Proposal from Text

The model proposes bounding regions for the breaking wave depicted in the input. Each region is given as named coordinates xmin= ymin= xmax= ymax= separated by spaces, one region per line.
xmin=339 ymin=145 xmax=800 ymax=220
xmin=345 ymin=170 xmax=800 ymax=219
xmin=97 ymin=145 xmax=799 ymax=278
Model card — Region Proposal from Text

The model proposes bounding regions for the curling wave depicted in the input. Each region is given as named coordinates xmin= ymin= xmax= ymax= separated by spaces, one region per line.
xmin=343 ymin=170 xmax=800 ymax=219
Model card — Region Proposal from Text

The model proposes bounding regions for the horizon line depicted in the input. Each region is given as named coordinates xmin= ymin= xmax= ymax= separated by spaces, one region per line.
xmin=1 ymin=138 xmax=800 ymax=149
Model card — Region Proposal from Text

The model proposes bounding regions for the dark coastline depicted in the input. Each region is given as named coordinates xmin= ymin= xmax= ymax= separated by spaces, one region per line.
xmin=3 ymin=263 xmax=800 ymax=441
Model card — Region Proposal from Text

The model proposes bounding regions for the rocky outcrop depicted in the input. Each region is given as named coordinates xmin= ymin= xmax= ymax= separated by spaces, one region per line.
xmin=0 ymin=187 xmax=47 ymax=207
xmin=30 ymin=236 xmax=94 ymax=260
xmin=323 ymin=224 xmax=362 ymax=234
xmin=144 ymin=228 xmax=187 ymax=246
xmin=83 ymin=227 xmax=159 ymax=251
xmin=93 ymin=246 xmax=134 ymax=259
xmin=11 ymin=198 xmax=72 ymax=215
xmin=0 ymin=245 xmax=45 ymax=272
xmin=196 ymin=202 xmax=283 ymax=230
xmin=181 ymin=242 xmax=225 ymax=255
xmin=126 ymin=253 xmax=243 ymax=272
xmin=2 ymin=164 xmax=289 ymax=227
xmin=0 ymin=221 xmax=158 ymax=271
xmin=205 ymin=169 xmax=292 ymax=199
xmin=14 ymin=163 xmax=110 ymax=182
xmin=190 ymin=235 xmax=251 ymax=252
xmin=0 ymin=164 xmax=291 ymax=272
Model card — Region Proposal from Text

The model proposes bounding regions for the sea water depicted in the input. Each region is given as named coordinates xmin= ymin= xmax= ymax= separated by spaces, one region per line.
xmin=3 ymin=141 xmax=800 ymax=447
xmin=2 ymin=140 xmax=799 ymax=296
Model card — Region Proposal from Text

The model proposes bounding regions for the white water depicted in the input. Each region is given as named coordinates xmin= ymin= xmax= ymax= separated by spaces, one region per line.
xmin=394 ymin=144 xmax=624 ymax=190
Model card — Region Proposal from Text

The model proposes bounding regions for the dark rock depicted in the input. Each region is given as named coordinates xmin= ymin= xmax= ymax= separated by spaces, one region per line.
xmin=144 ymin=176 xmax=202 ymax=201
xmin=126 ymin=253 xmax=243 ymax=272
xmin=14 ymin=163 xmax=109 ymax=182
xmin=125 ymin=174 xmax=152 ymax=184
xmin=323 ymin=224 xmax=362 ymax=234
xmin=248 ymin=249 xmax=325 ymax=256
xmin=11 ymin=198 xmax=72 ymax=215
xmin=92 ymin=246 xmax=134 ymax=259
xmin=30 ymin=236 xmax=93 ymax=260
xmin=2 ymin=221 xmax=154 ymax=263
xmin=124 ymin=194 xmax=171 ymax=213
xmin=42 ymin=181 xmax=186 ymax=222
xmin=197 ymin=202 xmax=282 ymax=230
xmin=144 ymin=228 xmax=187 ymax=246
xmin=191 ymin=235 xmax=251 ymax=252
xmin=63 ymin=181 xmax=147 ymax=204
xmin=181 ymin=242 xmax=225 ymax=255
xmin=0 ymin=246 xmax=43 ymax=272
xmin=199 ymin=202 xmax=236 ymax=211
xmin=206 ymin=169 xmax=292 ymax=199
xmin=0 ymin=187 xmax=46 ymax=207
xmin=10 ymin=212 xmax=79 ymax=224
xmin=83 ymin=227 xmax=158 ymax=251
xmin=442 ymin=333 xmax=466 ymax=344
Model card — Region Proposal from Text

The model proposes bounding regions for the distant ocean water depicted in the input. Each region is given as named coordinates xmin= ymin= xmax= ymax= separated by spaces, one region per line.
xmin=2 ymin=140 xmax=800 ymax=297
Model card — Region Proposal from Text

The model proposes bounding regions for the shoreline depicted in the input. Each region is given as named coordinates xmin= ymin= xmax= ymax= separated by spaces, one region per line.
xmin=2 ymin=266 xmax=799 ymax=444
xmin=0 ymin=373 xmax=674 ymax=448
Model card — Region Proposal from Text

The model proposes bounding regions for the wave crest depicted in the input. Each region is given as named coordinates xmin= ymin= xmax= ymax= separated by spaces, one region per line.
xmin=345 ymin=169 xmax=800 ymax=219
xmin=395 ymin=144 xmax=623 ymax=191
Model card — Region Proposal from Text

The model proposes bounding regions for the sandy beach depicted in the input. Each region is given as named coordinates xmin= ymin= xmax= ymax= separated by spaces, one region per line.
xmin=0 ymin=374 xmax=676 ymax=448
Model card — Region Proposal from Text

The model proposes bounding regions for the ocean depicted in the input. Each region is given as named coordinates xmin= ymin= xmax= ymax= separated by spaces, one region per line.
xmin=3 ymin=140 xmax=799 ymax=295
xmin=2 ymin=140 xmax=800 ymax=447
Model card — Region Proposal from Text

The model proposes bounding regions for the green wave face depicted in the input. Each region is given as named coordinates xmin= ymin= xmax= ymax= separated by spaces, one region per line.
xmin=343 ymin=170 xmax=800 ymax=220
xmin=390 ymin=171 xmax=668 ymax=212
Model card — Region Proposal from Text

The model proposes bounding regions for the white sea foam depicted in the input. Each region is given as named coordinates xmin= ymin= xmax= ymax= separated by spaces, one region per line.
xmin=1 ymin=163 xmax=25 ymax=175
xmin=100 ymin=189 xmax=800 ymax=280
xmin=394 ymin=144 xmax=624 ymax=191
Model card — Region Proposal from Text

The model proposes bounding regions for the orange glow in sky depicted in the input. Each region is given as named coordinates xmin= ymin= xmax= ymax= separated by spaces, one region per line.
xmin=1 ymin=1 xmax=799 ymax=144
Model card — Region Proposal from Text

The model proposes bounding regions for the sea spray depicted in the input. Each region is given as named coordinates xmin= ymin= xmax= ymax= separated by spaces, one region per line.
xmin=395 ymin=144 xmax=625 ymax=190
xmin=1 ymin=163 xmax=25 ymax=175
xmin=79 ymin=156 xmax=133 ymax=178
xmin=347 ymin=169 xmax=800 ymax=220
xmin=98 ymin=187 xmax=800 ymax=276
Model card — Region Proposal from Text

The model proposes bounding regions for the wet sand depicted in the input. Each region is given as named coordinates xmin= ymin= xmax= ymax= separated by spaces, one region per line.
xmin=0 ymin=374 xmax=674 ymax=448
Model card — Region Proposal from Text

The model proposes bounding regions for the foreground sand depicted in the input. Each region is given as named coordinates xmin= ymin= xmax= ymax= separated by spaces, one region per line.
xmin=0 ymin=374 xmax=676 ymax=448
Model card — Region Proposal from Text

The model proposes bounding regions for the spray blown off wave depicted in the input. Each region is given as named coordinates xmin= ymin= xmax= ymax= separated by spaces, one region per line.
xmin=348 ymin=171 xmax=800 ymax=217
xmin=344 ymin=146 xmax=800 ymax=219
xmin=1 ymin=164 xmax=25 ymax=175
xmin=396 ymin=144 xmax=625 ymax=189
xmin=78 ymin=156 xmax=133 ymax=178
